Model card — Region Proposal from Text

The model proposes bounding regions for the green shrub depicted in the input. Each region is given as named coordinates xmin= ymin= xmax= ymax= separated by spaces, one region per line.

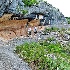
xmin=15 ymin=41 xmax=70 ymax=70
xmin=66 ymin=17 xmax=70 ymax=24
xmin=45 ymin=27 xmax=59 ymax=32
xmin=22 ymin=10 xmax=28 ymax=15
xmin=22 ymin=0 xmax=38 ymax=7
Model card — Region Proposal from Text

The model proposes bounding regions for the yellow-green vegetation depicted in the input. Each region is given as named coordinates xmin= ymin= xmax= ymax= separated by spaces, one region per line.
xmin=15 ymin=40 xmax=70 ymax=70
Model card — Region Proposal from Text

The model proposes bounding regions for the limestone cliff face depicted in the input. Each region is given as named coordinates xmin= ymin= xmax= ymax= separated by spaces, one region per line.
xmin=0 ymin=0 xmax=24 ymax=17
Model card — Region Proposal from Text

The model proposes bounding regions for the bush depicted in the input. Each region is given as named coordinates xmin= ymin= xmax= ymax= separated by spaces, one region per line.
xmin=15 ymin=41 xmax=70 ymax=70
xmin=45 ymin=27 xmax=59 ymax=32
xmin=22 ymin=0 xmax=38 ymax=7
xmin=66 ymin=17 xmax=70 ymax=24
xmin=22 ymin=10 xmax=28 ymax=15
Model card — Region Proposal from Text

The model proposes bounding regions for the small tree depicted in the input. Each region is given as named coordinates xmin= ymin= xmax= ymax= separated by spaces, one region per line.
xmin=22 ymin=10 xmax=28 ymax=15
xmin=22 ymin=0 xmax=38 ymax=7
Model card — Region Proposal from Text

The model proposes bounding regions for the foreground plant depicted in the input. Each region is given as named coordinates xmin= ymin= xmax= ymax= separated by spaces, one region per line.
xmin=45 ymin=27 xmax=59 ymax=32
xmin=15 ymin=41 xmax=70 ymax=70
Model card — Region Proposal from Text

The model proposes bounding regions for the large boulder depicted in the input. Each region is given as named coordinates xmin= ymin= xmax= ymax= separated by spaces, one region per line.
xmin=25 ymin=2 xmax=68 ymax=24
xmin=0 ymin=0 xmax=24 ymax=17
xmin=0 ymin=1 xmax=68 ymax=24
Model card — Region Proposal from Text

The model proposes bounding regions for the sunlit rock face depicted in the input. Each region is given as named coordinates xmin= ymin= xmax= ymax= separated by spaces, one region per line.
xmin=26 ymin=2 xmax=68 ymax=24
xmin=0 ymin=0 xmax=24 ymax=17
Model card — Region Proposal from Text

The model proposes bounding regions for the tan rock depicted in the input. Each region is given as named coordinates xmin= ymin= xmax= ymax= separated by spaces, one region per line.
xmin=0 ymin=14 xmax=13 ymax=22
xmin=0 ymin=19 xmax=28 ymax=31
xmin=0 ymin=30 xmax=16 ymax=40
xmin=28 ymin=19 xmax=40 ymax=26
xmin=38 ymin=26 xmax=46 ymax=31
xmin=20 ymin=27 xmax=27 ymax=37
xmin=14 ymin=29 xmax=21 ymax=37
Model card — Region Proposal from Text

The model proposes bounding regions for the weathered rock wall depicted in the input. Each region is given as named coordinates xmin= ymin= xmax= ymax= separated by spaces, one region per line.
xmin=0 ymin=1 xmax=68 ymax=24
xmin=0 ymin=0 xmax=24 ymax=17
xmin=25 ymin=2 xmax=68 ymax=24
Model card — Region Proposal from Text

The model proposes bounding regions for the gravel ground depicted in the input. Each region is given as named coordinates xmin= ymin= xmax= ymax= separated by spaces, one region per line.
xmin=0 ymin=24 xmax=70 ymax=70
xmin=0 ymin=37 xmax=36 ymax=70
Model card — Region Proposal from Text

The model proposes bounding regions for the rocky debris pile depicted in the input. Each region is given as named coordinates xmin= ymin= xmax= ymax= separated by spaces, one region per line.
xmin=24 ymin=25 xmax=70 ymax=46
xmin=25 ymin=2 xmax=67 ymax=24
xmin=0 ymin=0 xmax=24 ymax=17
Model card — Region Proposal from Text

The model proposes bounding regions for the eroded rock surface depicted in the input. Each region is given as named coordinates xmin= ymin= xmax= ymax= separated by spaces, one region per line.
xmin=0 ymin=19 xmax=28 ymax=41
xmin=0 ymin=1 xmax=68 ymax=24
xmin=26 ymin=2 xmax=67 ymax=24
xmin=0 ymin=19 xmax=41 ymax=41
xmin=0 ymin=0 xmax=24 ymax=17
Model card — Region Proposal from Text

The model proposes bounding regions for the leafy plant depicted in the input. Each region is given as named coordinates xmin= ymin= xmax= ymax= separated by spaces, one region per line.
xmin=66 ymin=17 xmax=70 ymax=24
xmin=22 ymin=10 xmax=28 ymax=15
xmin=22 ymin=0 xmax=38 ymax=7
xmin=45 ymin=27 xmax=59 ymax=32
xmin=15 ymin=41 xmax=70 ymax=70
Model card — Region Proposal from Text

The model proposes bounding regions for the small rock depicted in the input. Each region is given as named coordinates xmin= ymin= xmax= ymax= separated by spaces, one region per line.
xmin=47 ymin=54 xmax=57 ymax=60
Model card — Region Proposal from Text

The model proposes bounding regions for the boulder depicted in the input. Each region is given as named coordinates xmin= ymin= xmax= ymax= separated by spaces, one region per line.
xmin=25 ymin=2 xmax=68 ymax=24
xmin=0 ymin=0 xmax=24 ymax=17
xmin=0 ymin=1 xmax=68 ymax=25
